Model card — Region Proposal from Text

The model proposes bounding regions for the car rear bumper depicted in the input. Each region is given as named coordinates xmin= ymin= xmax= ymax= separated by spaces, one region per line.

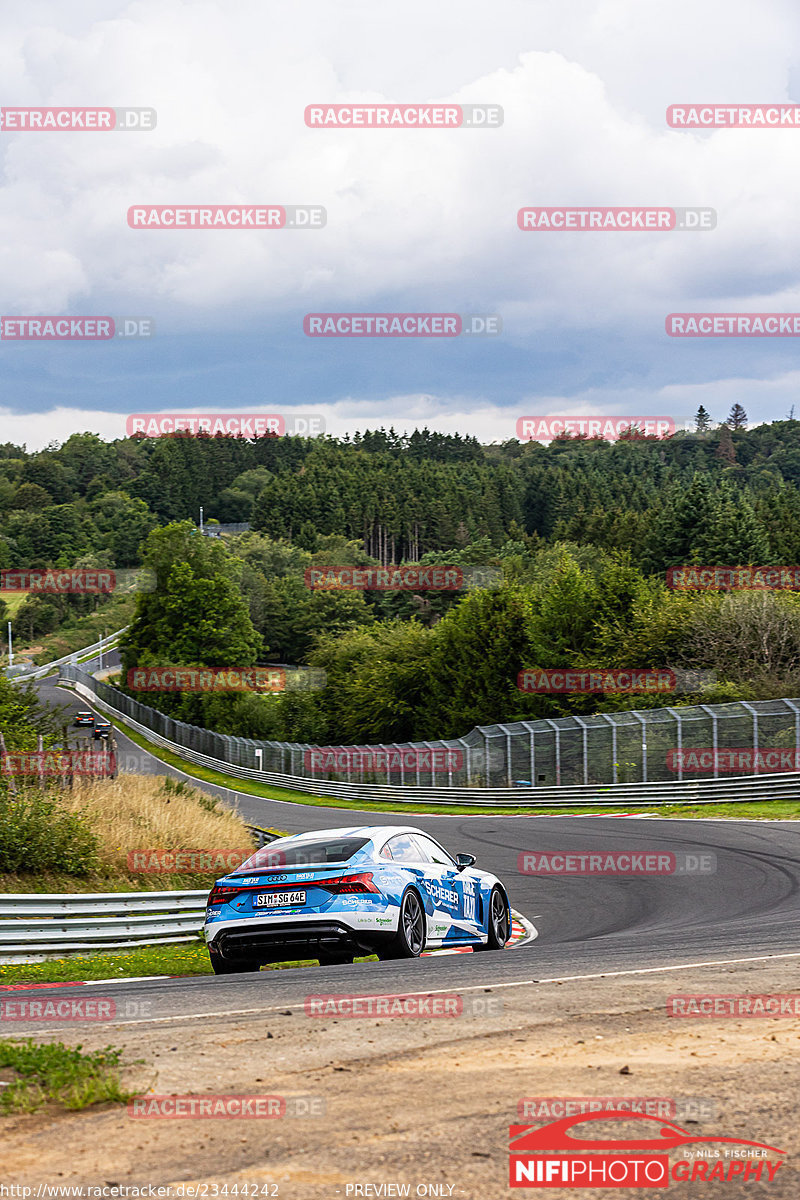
xmin=207 ymin=918 xmax=395 ymax=963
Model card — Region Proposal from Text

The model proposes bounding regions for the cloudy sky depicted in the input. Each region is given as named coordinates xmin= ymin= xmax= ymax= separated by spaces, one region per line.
xmin=1 ymin=0 xmax=799 ymax=450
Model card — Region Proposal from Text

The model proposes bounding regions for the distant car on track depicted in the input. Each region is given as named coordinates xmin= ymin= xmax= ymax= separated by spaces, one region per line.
xmin=74 ymin=711 xmax=95 ymax=727
xmin=204 ymin=824 xmax=511 ymax=974
xmin=92 ymin=719 xmax=112 ymax=740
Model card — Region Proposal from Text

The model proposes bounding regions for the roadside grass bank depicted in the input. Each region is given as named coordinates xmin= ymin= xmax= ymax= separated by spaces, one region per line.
xmin=0 ymin=1039 xmax=133 ymax=1113
xmin=15 ymin=593 xmax=135 ymax=667
xmin=0 ymin=941 xmax=378 ymax=985
xmin=76 ymin=706 xmax=800 ymax=820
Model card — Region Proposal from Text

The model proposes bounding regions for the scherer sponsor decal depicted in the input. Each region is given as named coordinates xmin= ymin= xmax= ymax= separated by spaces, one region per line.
xmin=666 ymin=565 xmax=800 ymax=590
xmin=667 ymin=749 xmax=800 ymax=774
xmin=667 ymin=994 xmax=800 ymax=1018
xmin=517 ymin=851 xmax=716 ymax=876
xmin=518 ymin=669 xmax=676 ymax=694
xmin=305 ymin=747 xmax=463 ymax=774
xmin=509 ymin=1112 xmax=785 ymax=1187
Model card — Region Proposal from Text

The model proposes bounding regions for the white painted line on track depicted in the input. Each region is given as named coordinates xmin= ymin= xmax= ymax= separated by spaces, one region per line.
xmin=21 ymin=950 xmax=800 ymax=1035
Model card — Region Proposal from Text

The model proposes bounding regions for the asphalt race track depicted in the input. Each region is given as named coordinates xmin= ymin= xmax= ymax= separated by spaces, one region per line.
xmin=20 ymin=675 xmax=800 ymax=1034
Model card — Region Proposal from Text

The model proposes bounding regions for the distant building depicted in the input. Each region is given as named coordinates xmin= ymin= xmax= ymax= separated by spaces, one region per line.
xmin=200 ymin=523 xmax=251 ymax=538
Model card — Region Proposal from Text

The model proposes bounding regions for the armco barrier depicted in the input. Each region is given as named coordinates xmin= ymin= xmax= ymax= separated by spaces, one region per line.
xmin=0 ymin=890 xmax=209 ymax=960
xmin=57 ymin=668 xmax=800 ymax=807
xmin=6 ymin=627 xmax=127 ymax=681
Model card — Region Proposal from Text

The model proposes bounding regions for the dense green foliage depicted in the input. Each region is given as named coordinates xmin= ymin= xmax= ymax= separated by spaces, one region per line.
xmin=7 ymin=419 xmax=800 ymax=743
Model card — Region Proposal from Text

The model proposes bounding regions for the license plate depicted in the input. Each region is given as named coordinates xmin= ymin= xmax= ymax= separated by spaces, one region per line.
xmin=256 ymin=890 xmax=306 ymax=908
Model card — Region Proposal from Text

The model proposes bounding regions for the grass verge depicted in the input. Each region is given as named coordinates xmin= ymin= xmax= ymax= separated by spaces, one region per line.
xmin=0 ymin=1039 xmax=133 ymax=1113
xmin=0 ymin=939 xmax=376 ymax=985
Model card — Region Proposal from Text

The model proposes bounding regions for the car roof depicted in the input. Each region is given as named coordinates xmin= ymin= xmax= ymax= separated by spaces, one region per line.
xmin=274 ymin=825 xmax=433 ymax=844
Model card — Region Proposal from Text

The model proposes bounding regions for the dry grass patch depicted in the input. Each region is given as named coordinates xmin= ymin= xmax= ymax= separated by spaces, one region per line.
xmin=56 ymin=774 xmax=252 ymax=874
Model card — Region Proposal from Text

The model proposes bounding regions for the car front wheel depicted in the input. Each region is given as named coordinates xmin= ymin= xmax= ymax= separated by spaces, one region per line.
xmin=475 ymin=887 xmax=510 ymax=951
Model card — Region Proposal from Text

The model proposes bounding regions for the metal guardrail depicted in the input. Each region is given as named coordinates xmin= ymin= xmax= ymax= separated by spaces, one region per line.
xmin=0 ymin=829 xmax=276 ymax=960
xmin=58 ymin=672 xmax=800 ymax=807
xmin=6 ymin=627 xmax=128 ymax=681
xmin=0 ymin=890 xmax=209 ymax=958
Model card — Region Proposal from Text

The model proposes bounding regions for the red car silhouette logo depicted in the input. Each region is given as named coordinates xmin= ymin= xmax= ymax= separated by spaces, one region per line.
xmin=510 ymin=1110 xmax=785 ymax=1155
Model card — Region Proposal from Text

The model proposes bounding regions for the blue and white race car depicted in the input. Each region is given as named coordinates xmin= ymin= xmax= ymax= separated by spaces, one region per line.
xmin=204 ymin=825 xmax=511 ymax=973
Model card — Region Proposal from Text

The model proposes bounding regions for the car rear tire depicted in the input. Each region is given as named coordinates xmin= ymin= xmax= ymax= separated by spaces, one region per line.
xmin=475 ymin=887 xmax=510 ymax=951
xmin=380 ymin=888 xmax=426 ymax=959
xmin=209 ymin=950 xmax=261 ymax=975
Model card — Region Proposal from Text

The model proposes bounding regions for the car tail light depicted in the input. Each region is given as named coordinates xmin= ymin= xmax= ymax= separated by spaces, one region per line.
xmin=320 ymin=872 xmax=380 ymax=894
xmin=208 ymin=884 xmax=243 ymax=904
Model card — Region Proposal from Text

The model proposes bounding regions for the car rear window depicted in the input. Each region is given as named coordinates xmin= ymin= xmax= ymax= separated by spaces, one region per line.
xmin=233 ymin=836 xmax=370 ymax=873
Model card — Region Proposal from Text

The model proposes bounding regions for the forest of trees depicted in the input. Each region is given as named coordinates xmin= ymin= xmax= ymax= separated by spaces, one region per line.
xmin=5 ymin=414 xmax=800 ymax=743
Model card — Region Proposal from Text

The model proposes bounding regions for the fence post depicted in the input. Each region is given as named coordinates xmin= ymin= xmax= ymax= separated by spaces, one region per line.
xmin=699 ymin=705 xmax=719 ymax=778
xmin=458 ymin=738 xmax=469 ymax=787
xmin=543 ymin=720 xmax=561 ymax=786
xmin=574 ymin=716 xmax=589 ymax=785
xmin=599 ymin=713 xmax=618 ymax=784
xmin=497 ymin=725 xmax=513 ymax=787
xmin=632 ymin=711 xmax=647 ymax=783
xmin=666 ymin=708 xmax=683 ymax=781
xmin=785 ymin=700 xmax=800 ymax=770
xmin=741 ymin=702 xmax=759 ymax=774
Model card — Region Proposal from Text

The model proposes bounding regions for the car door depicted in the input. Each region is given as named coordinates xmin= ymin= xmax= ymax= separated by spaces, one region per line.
xmin=411 ymin=834 xmax=474 ymax=941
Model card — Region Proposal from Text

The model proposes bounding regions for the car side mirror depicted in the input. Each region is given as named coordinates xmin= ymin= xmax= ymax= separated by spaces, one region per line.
xmin=456 ymin=853 xmax=476 ymax=871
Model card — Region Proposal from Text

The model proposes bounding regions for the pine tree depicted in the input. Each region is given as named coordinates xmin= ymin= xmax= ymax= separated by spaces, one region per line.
xmin=695 ymin=406 xmax=712 ymax=433
xmin=715 ymin=424 xmax=736 ymax=466
xmin=728 ymin=403 xmax=747 ymax=430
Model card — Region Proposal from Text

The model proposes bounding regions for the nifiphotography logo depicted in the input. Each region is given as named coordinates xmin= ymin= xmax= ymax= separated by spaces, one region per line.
xmin=508 ymin=1111 xmax=785 ymax=1188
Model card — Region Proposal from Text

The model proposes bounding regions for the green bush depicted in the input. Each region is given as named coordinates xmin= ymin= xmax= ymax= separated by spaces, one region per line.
xmin=0 ymin=789 xmax=98 ymax=875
